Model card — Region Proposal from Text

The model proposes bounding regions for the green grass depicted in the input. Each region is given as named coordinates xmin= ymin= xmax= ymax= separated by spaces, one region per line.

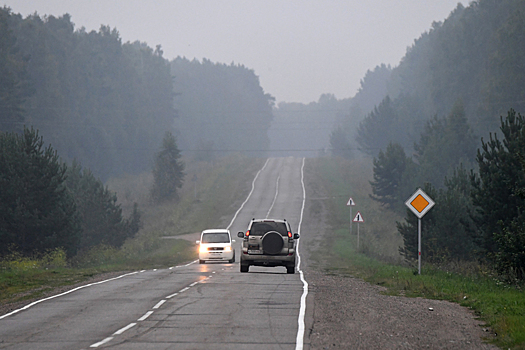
xmin=307 ymin=156 xmax=525 ymax=350
xmin=1 ymin=154 xmax=263 ymax=308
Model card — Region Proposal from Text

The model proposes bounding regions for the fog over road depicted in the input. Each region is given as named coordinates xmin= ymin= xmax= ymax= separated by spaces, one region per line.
xmin=0 ymin=157 xmax=313 ymax=350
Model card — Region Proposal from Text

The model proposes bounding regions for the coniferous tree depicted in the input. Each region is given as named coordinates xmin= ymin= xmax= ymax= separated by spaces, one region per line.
xmin=370 ymin=142 xmax=412 ymax=211
xmin=151 ymin=131 xmax=185 ymax=202
xmin=0 ymin=127 xmax=80 ymax=257
xmin=66 ymin=161 xmax=141 ymax=250
xmin=471 ymin=109 xmax=525 ymax=259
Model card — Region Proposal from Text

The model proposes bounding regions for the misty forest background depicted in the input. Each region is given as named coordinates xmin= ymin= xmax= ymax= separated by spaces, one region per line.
xmin=1 ymin=0 xmax=525 ymax=280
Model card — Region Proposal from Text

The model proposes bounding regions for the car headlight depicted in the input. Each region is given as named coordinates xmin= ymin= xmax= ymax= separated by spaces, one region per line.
xmin=199 ymin=246 xmax=208 ymax=253
xmin=224 ymin=246 xmax=232 ymax=252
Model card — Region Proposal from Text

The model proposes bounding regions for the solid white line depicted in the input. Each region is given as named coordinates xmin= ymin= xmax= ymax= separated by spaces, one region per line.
xmin=266 ymin=175 xmax=281 ymax=219
xmin=295 ymin=157 xmax=309 ymax=350
xmin=153 ymin=300 xmax=166 ymax=309
xmin=226 ymin=158 xmax=270 ymax=230
xmin=0 ymin=271 xmax=140 ymax=320
xmin=138 ymin=311 xmax=154 ymax=321
xmin=113 ymin=322 xmax=136 ymax=335
xmin=90 ymin=336 xmax=114 ymax=347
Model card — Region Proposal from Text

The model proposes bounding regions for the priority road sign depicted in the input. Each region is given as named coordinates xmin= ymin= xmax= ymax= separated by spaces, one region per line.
xmin=405 ymin=188 xmax=435 ymax=219
xmin=405 ymin=188 xmax=435 ymax=275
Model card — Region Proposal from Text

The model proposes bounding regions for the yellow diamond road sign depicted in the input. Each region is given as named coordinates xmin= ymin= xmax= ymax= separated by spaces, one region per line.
xmin=405 ymin=188 xmax=435 ymax=218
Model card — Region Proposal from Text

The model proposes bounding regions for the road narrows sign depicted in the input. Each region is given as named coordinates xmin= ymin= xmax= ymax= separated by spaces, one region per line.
xmin=353 ymin=211 xmax=364 ymax=223
xmin=347 ymin=197 xmax=355 ymax=206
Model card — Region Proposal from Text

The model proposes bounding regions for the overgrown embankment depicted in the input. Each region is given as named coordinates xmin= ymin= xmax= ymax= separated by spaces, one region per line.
xmin=306 ymin=156 xmax=525 ymax=350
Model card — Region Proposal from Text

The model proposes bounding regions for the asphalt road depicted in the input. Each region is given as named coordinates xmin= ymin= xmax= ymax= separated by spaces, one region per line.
xmin=0 ymin=157 xmax=312 ymax=350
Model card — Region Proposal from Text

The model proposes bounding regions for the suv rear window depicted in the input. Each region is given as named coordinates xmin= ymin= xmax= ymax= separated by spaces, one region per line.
xmin=250 ymin=221 xmax=288 ymax=236
xmin=201 ymin=232 xmax=230 ymax=243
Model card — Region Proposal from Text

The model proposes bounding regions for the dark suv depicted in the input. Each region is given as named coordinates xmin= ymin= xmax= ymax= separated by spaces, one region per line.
xmin=237 ymin=219 xmax=300 ymax=274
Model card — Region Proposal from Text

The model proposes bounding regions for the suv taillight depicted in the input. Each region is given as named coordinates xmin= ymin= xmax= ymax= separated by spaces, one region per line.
xmin=246 ymin=230 xmax=250 ymax=237
xmin=287 ymin=231 xmax=292 ymax=238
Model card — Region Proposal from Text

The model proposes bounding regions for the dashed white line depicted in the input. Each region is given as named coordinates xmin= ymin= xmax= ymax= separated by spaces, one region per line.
xmin=189 ymin=281 xmax=198 ymax=287
xmin=179 ymin=287 xmax=190 ymax=293
xmin=114 ymin=323 xmax=136 ymax=335
xmin=138 ymin=311 xmax=154 ymax=321
xmin=90 ymin=336 xmax=113 ymax=348
xmin=153 ymin=300 xmax=166 ymax=309
xmin=166 ymin=292 xmax=179 ymax=299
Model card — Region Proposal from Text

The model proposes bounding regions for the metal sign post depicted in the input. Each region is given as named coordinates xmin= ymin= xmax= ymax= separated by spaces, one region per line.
xmin=347 ymin=197 xmax=355 ymax=235
xmin=353 ymin=211 xmax=364 ymax=251
xmin=405 ymin=188 xmax=435 ymax=275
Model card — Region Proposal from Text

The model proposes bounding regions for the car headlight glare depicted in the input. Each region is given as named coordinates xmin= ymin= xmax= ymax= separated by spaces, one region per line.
xmin=224 ymin=246 xmax=232 ymax=252
xmin=199 ymin=246 xmax=208 ymax=253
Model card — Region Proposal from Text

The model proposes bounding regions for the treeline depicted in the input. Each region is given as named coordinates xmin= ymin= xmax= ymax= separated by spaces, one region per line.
xmin=0 ymin=7 xmax=275 ymax=260
xmin=0 ymin=127 xmax=140 ymax=258
xmin=352 ymin=0 xmax=525 ymax=155
xmin=171 ymin=57 xmax=275 ymax=160
xmin=346 ymin=0 xmax=525 ymax=280
xmin=270 ymin=94 xmax=352 ymax=158
xmin=0 ymin=8 xmax=175 ymax=180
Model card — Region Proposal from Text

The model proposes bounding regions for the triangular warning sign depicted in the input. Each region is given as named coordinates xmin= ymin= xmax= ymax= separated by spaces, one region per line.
xmin=346 ymin=197 xmax=355 ymax=206
xmin=353 ymin=211 xmax=364 ymax=223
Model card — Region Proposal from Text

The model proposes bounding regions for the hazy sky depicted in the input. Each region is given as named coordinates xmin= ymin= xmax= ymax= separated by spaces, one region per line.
xmin=6 ymin=0 xmax=464 ymax=104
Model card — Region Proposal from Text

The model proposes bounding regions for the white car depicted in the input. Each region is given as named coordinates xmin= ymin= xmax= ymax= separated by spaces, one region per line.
xmin=196 ymin=229 xmax=235 ymax=264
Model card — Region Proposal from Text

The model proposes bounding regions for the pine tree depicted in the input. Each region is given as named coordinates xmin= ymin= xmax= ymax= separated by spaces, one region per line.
xmin=0 ymin=127 xmax=80 ymax=257
xmin=471 ymin=109 xmax=525 ymax=274
xmin=370 ymin=142 xmax=412 ymax=212
xmin=151 ymin=131 xmax=185 ymax=202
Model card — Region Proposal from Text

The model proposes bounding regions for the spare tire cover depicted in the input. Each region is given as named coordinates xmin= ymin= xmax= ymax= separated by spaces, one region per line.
xmin=262 ymin=231 xmax=284 ymax=255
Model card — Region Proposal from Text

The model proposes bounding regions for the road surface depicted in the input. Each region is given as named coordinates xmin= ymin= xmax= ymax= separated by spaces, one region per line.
xmin=0 ymin=157 xmax=312 ymax=350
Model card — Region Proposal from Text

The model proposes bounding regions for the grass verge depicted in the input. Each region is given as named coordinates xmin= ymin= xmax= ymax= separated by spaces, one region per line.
xmin=308 ymin=156 xmax=525 ymax=350
xmin=1 ymin=154 xmax=263 ymax=308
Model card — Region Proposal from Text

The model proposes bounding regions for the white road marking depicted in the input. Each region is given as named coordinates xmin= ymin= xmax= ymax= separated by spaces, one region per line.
xmin=266 ymin=174 xmax=281 ymax=219
xmin=153 ymin=300 xmax=166 ymax=309
xmin=226 ymin=158 xmax=270 ymax=230
xmin=138 ymin=311 xmax=154 ymax=321
xmin=189 ymin=281 xmax=198 ymax=287
xmin=166 ymin=292 xmax=179 ymax=299
xmin=90 ymin=336 xmax=113 ymax=347
xmin=114 ymin=322 xmax=136 ymax=335
xmin=0 ymin=271 xmax=140 ymax=320
xmin=179 ymin=287 xmax=190 ymax=293
xmin=295 ymin=157 xmax=309 ymax=350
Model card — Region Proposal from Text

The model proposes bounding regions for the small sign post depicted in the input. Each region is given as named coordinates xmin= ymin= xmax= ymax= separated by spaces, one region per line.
xmin=347 ymin=197 xmax=356 ymax=234
xmin=405 ymin=188 xmax=435 ymax=275
xmin=353 ymin=211 xmax=364 ymax=250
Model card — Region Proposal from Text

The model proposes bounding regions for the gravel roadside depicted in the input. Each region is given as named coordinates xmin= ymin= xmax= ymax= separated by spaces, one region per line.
xmin=301 ymin=163 xmax=497 ymax=350
xmin=305 ymin=270 xmax=497 ymax=349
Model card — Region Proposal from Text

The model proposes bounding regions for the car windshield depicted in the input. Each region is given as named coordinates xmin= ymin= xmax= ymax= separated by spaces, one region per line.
xmin=201 ymin=232 xmax=230 ymax=243
xmin=250 ymin=222 xmax=288 ymax=236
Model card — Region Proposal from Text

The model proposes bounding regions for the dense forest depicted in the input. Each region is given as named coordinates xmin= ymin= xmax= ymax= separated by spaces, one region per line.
xmin=338 ymin=0 xmax=525 ymax=280
xmin=171 ymin=57 xmax=275 ymax=160
xmin=0 ymin=9 xmax=176 ymax=180
xmin=0 ymin=7 xmax=276 ymax=260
